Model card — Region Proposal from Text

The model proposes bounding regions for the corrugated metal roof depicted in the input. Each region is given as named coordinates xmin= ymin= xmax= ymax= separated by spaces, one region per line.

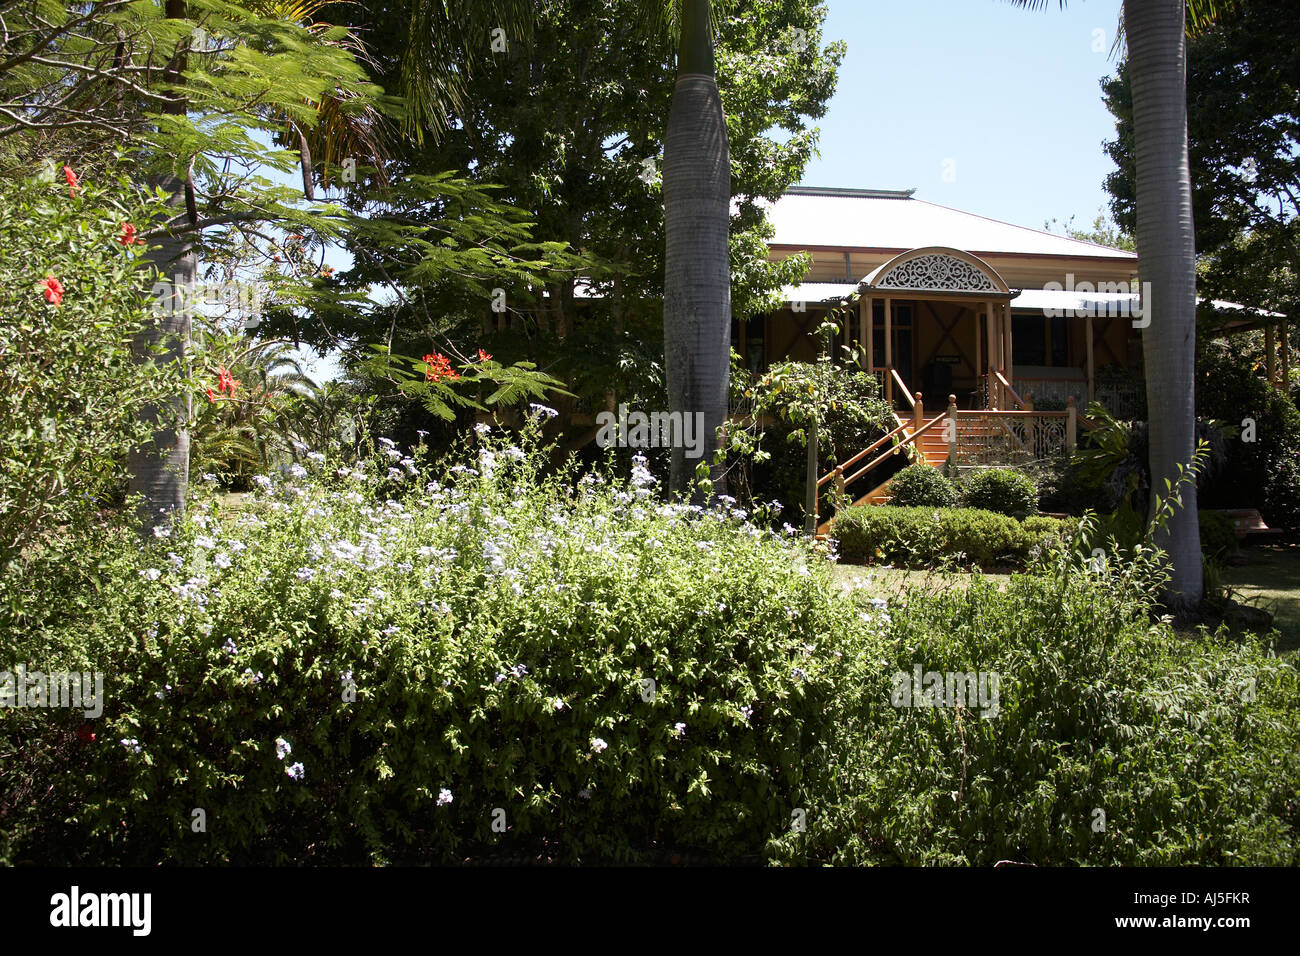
xmin=767 ymin=187 xmax=1137 ymax=260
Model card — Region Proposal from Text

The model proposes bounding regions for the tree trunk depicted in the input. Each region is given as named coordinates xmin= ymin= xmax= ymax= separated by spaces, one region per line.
xmin=1125 ymin=0 xmax=1203 ymax=612
xmin=128 ymin=0 xmax=193 ymax=536
xmin=663 ymin=0 xmax=730 ymax=500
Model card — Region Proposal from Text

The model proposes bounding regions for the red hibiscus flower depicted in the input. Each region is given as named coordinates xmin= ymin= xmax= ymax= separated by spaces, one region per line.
xmin=477 ymin=349 xmax=492 ymax=362
xmin=117 ymin=222 xmax=143 ymax=245
xmin=63 ymin=166 xmax=79 ymax=197
xmin=39 ymin=276 xmax=64 ymax=306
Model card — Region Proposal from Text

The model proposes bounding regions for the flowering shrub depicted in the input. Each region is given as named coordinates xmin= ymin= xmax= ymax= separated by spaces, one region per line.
xmin=1 ymin=424 xmax=856 ymax=864
xmin=0 ymin=164 xmax=182 ymax=568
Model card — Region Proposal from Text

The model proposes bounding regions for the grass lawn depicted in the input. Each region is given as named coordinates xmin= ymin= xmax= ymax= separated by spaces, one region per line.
xmin=830 ymin=543 xmax=1300 ymax=653
xmin=1220 ymin=543 xmax=1300 ymax=652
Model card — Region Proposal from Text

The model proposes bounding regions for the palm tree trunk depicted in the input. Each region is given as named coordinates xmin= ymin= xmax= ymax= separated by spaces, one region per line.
xmin=1125 ymin=0 xmax=1203 ymax=613
xmin=128 ymin=0 xmax=192 ymax=536
xmin=663 ymin=0 xmax=731 ymax=500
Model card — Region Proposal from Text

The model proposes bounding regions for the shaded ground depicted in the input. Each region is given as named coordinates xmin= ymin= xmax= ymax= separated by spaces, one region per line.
xmin=1220 ymin=543 xmax=1300 ymax=653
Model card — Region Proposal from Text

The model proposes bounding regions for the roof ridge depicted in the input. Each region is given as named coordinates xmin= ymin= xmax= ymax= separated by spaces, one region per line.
xmin=784 ymin=185 xmax=915 ymax=200
xmin=910 ymin=197 xmax=1136 ymax=257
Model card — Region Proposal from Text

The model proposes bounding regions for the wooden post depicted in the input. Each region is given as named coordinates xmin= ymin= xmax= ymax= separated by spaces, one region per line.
xmin=947 ymin=393 xmax=958 ymax=466
xmin=805 ymin=415 xmax=818 ymax=534
xmin=858 ymin=298 xmax=868 ymax=370
xmin=1004 ymin=302 xmax=1014 ymax=395
xmin=1066 ymin=397 xmax=1078 ymax=452
xmin=866 ymin=296 xmax=875 ymax=374
xmin=1086 ymin=314 xmax=1095 ymax=402
xmin=973 ymin=304 xmax=982 ymax=394
xmin=884 ymin=296 xmax=893 ymax=406
xmin=1283 ymin=319 xmax=1292 ymax=392
xmin=985 ymin=300 xmax=997 ymax=409
xmin=914 ymin=391 xmax=924 ymax=433
xmin=1024 ymin=392 xmax=1034 ymax=412
xmin=1266 ymin=323 xmax=1276 ymax=387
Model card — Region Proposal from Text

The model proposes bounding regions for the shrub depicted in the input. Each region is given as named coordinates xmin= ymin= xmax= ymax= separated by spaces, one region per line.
xmin=0 ymin=429 xmax=859 ymax=865
xmin=886 ymin=464 xmax=957 ymax=508
xmin=1198 ymin=510 xmax=1239 ymax=561
xmin=960 ymin=468 xmax=1039 ymax=517
xmin=831 ymin=505 xmax=1070 ymax=568
xmin=0 ymin=165 xmax=179 ymax=568
xmin=769 ymin=539 xmax=1300 ymax=865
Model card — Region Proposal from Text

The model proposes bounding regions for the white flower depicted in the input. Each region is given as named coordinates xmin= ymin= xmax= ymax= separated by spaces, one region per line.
xmin=289 ymin=463 xmax=307 ymax=479
xmin=295 ymin=567 xmax=315 ymax=580
xmin=870 ymin=597 xmax=888 ymax=610
xmin=275 ymin=737 xmax=292 ymax=760
xmin=474 ymin=423 xmax=491 ymax=436
xmin=591 ymin=737 xmax=608 ymax=753
xmin=436 ymin=788 xmax=453 ymax=806
xmin=286 ymin=762 xmax=305 ymax=781
xmin=528 ymin=403 xmax=558 ymax=419
xmin=152 ymin=526 xmax=171 ymax=539
xmin=139 ymin=568 xmax=162 ymax=581
xmin=253 ymin=475 xmax=273 ymax=490
xmin=307 ymin=451 xmax=326 ymax=463
xmin=213 ymin=552 xmax=232 ymax=569
xmin=120 ymin=738 xmax=142 ymax=754
xmin=377 ymin=437 xmax=396 ymax=449
xmin=673 ymin=722 xmax=686 ymax=737
xmin=552 ymin=698 xmax=565 ymax=711
xmin=740 ymin=705 xmax=753 ymax=722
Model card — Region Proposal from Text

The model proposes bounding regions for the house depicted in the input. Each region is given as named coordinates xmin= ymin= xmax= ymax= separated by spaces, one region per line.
xmin=750 ymin=187 xmax=1290 ymax=523
xmin=746 ymin=186 xmax=1144 ymax=415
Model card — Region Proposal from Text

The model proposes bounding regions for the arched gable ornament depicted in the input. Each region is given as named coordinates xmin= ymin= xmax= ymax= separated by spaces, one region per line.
xmin=874 ymin=252 xmax=999 ymax=293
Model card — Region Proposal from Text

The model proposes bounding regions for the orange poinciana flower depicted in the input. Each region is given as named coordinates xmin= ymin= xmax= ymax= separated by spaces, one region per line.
xmin=423 ymin=352 xmax=459 ymax=383
xmin=39 ymin=276 xmax=64 ymax=306
xmin=63 ymin=166 xmax=79 ymax=197
xmin=117 ymin=222 xmax=143 ymax=245
xmin=216 ymin=366 xmax=239 ymax=394
xmin=477 ymin=349 xmax=492 ymax=362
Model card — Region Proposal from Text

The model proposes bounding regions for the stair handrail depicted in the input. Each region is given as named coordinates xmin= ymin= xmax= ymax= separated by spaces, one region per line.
xmin=993 ymin=369 xmax=1026 ymax=411
xmin=891 ymin=368 xmax=915 ymax=409
xmin=840 ymin=412 xmax=948 ymax=489
xmin=816 ymin=419 xmax=910 ymax=489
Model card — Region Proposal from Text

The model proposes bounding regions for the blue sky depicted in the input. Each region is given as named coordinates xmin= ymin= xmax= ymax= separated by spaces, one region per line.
xmin=801 ymin=0 xmax=1127 ymax=234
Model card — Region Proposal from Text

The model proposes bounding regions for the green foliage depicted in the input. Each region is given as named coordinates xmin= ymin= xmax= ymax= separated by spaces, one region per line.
xmin=831 ymin=506 xmax=1069 ymax=569
xmin=887 ymin=465 xmax=957 ymax=509
xmin=731 ymin=343 xmax=893 ymax=520
xmin=1 ymin=427 xmax=851 ymax=864
xmin=960 ymin=468 xmax=1039 ymax=518
xmin=1197 ymin=341 xmax=1300 ymax=537
xmin=770 ymin=535 xmax=1300 ymax=865
xmin=0 ymin=167 xmax=183 ymax=568
xmin=1197 ymin=510 xmax=1238 ymax=561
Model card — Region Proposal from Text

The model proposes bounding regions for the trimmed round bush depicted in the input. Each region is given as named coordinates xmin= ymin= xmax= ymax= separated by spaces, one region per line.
xmin=831 ymin=505 xmax=1070 ymax=568
xmin=961 ymin=468 xmax=1038 ymax=517
xmin=886 ymin=464 xmax=957 ymax=508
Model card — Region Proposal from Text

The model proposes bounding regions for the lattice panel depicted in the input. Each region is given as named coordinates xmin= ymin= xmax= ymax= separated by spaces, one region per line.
xmin=875 ymin=254 xmax=999 ymax=293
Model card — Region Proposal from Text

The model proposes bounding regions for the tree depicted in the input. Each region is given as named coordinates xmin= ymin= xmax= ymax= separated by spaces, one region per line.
xmin=1011 ymin=0 xmax=1224 ymax=613
xmin=1 ymin=0 xmax=384 ymax=533
xmin=314 ymin=0 xmax=837 ymax=487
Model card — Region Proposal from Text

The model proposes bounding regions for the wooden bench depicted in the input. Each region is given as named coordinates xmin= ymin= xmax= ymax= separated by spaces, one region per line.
xmin=1210 ymin=508 xmax=1283 ymax=541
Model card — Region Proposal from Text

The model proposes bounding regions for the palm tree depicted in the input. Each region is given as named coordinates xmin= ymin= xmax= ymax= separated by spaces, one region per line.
xmin=1124 ymin=0 xmax=1202 ymax=613
xmin=661 ymin=0 xmax=730 ymax=498
xmin=1008 ymin=0 xmax=1228 ymax=614
xmin=128 ymin=0 xmax=195 ymax=535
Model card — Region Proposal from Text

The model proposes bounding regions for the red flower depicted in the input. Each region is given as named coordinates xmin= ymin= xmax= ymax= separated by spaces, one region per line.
xmin=477 ymin=349 xmax=492 ymax=362
xmin=76 ymin=724 xmax=96 ymax=744
xmin=206 ymin=388 xmax=217 ymax=404
xmin=117 ymin=222 xmax=143 ymax=245
xmin=63 ymin=165 xmax=79 ymax=197
xmin=39 ymin=276 xmax=64 ymax=306
xmin=423 ymin=352 xmax=459 ymax=383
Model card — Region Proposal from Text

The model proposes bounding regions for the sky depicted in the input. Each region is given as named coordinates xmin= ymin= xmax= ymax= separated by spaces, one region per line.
xmin=801 ymin=0 xmax=1128 ymax=234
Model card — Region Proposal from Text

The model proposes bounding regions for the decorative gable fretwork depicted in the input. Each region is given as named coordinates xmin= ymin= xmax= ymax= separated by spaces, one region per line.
xmin=874 ymin=253 xmax=999 ymax=293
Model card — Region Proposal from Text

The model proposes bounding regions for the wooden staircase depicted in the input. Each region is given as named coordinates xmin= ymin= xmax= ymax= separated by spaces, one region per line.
xmin=851 ymin=414 xmax=948 ymax=506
